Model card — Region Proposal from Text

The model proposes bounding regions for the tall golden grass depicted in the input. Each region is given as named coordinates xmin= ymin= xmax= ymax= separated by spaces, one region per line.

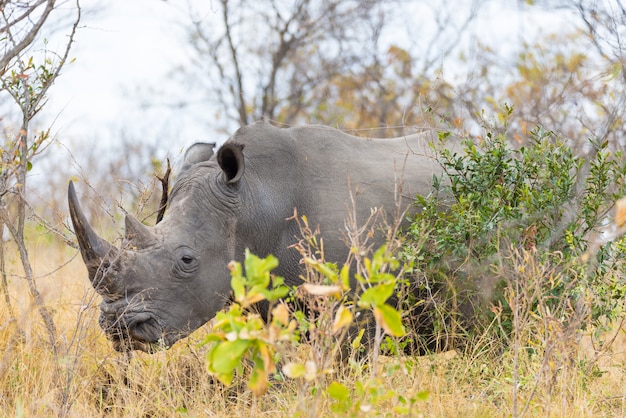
xmin=1 ymin=238 xmax=625 ymax=417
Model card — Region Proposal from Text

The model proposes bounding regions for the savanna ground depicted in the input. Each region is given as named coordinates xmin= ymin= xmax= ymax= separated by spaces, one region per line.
xmin=2 ymin=213 xmax=626 ymax=417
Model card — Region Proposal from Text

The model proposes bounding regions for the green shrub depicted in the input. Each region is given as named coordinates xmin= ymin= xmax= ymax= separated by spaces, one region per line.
xmin=402 ymin=126 xmax=626 ymax=347
xmin=200 ymin=249 xmax=294 ymax=396
xmin=201 ymin=238 xmax=411 ymax=413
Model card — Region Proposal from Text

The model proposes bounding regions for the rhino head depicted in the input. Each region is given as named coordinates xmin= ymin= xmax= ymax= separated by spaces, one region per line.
xmin=69 ymin=142 xmax=248 ymax=352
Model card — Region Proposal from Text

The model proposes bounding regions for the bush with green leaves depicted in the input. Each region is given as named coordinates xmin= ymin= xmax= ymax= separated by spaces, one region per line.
xmin=200 ymin=249 xmax=294 ymax=396
xmin=402 ymin=125 xmax=626 ymax=348
xmin=201 ymin=238 xmax=411 ymax=412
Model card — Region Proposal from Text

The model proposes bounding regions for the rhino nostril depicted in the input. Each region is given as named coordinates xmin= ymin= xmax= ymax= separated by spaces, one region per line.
xmin=127 ymin=312 xmax=152 ymax=327
xmin=125 ymin=313 xmax=161 ymax=343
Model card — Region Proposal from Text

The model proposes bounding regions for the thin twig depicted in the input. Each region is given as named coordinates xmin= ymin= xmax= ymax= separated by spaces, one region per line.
xmin=156 ymin=158 xmax=171 ymax=224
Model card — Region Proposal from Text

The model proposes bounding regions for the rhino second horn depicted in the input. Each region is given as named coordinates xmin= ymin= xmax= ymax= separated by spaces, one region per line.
xmin=124 ymin=214 xmax=157 ymax=248
xmin=67 ymin=181 xmax=118 ymax=285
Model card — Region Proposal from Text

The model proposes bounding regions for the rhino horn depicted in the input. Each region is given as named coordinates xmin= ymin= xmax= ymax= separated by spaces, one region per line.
xmin=124 ymin=214 xmax=157 ymax=248
xmin=68 ymin=181 xmax=118 ymax=288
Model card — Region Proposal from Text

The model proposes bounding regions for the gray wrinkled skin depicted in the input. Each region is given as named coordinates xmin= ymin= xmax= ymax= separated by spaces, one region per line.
xmin=68 ymin=122 xmax=447 ymax=352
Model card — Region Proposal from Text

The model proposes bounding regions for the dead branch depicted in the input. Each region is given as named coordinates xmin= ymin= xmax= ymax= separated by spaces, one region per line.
xmin=156 ymin=158 xmax=171 ymax=224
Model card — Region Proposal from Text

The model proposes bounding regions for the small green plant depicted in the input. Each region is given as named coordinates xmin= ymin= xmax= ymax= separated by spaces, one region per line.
xmin=200 ymin=249 xmax=294 ymax=396
xmin=201 ymin=220 xmax=415 ymax=414
xmin=355 ymin=245 xmax=406 ymax=339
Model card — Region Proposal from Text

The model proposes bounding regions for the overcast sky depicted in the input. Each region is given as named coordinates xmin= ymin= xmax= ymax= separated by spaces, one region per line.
xmin=34 ymin=0 xmax=210 ymax=170
xmin=38 ymin=0 xmax=577 ymax=167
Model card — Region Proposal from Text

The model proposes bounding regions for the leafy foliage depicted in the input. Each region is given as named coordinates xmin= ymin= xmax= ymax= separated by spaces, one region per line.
xmin=355 ymin=245 xmax=406 ymax=338
xmin=200 ymin=250 xmax=294 ymax=396
xmin=202 ymin=240 xmax=410 ymax=410
xmin=403 ymin=123 xmax=626 ymax=345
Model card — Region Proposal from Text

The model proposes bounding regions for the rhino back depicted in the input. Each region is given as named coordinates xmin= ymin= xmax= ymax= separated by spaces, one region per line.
xmin=226 ymin=123 xmax=443 ymax=271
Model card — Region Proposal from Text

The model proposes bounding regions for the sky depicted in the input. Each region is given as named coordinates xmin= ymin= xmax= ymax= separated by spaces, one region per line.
xmin=34 ymin=0 xmax=579 ymax=176
xmin=45 ymin=1 xmax=197 ymax=150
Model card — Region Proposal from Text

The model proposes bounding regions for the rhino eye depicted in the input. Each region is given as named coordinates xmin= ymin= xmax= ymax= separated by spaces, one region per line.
xmin=173 ymin=247 xmax=199 ymax=277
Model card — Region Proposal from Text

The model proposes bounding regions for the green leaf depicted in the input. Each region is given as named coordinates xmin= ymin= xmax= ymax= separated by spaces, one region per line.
xmin=266 ymin=285 xmax=290 ymax=301
xmin=304 ymin=258 xmax=338 ymax=282
xmin=415 ymin=389 xmax=430 ymax=401
xmin=258 ymin=253 xmax=279 ymax=274
xmin=374 ymin=304 xmax=406 ymax=337
xmin=327 ymin=381 xmax=350 ymax=402
xmin=207 ymin=339 xmax=250 ymax=385
xmin=368 ymin=271 xmax=397 ymax=284
xmin=359 ymin=282 xmax=395 ymax=308
xmin=244 ymin=249 xmax=278 ymax=288
xmin=351 ymin=328 xmax=365 ymax=349
xmin=340 ymin=264 xmax=350 ymax=290
xmin=198 ymin=333 xmax=223 ymax=346
xmin=231 ymin=274 xmax=245 ymax=301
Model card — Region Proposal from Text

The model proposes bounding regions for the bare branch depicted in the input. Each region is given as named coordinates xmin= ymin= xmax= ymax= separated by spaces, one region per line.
xmin=0 ymin=0 xmax=56 ymax=76
xmin=156 ymin=158 xmax=171 ymax=224
xmin=221 ymin=0 xmax=248 ymax=124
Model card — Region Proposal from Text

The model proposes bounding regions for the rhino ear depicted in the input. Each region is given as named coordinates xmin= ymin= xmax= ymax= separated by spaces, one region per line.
xmin=180 ymin=142 xmax=216 ymax=174
xmin=217 ymin=142 xmax=245 ymax=184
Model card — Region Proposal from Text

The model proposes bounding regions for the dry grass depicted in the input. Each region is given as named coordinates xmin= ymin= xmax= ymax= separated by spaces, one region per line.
xmin=1 ymin=239 xmax=625 ymax=417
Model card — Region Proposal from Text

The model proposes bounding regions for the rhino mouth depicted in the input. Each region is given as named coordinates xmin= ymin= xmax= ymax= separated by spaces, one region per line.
xmin=99 ymin=307 xmax=169 ymax=353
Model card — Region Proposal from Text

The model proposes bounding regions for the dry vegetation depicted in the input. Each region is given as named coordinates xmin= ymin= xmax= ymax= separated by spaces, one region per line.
xmin=0 ymin=234 xmax=625 ymax=417
xmin=3 ymin=1 xmax=626 ymax=417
